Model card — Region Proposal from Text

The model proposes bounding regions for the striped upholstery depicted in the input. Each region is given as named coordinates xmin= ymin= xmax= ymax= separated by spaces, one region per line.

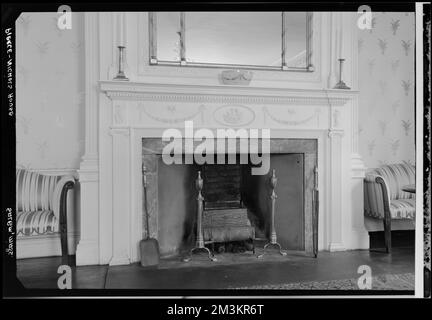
xmin=17 ymin=210 xmax=58 ymax=236
xmin=16 ymin=169 xmax=60 ymax=213
xmin=389 ymin=199 xmax=416 ymax=220
xmin=370 ymin=163 xmax=415 ymax=200
xmin=364 ymin=163 xmax=415 ymax=220
xmin=16 ymin=169 xmax=61 ymax=237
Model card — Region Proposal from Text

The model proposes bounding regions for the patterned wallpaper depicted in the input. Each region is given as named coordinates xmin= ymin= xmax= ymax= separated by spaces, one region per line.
xmin=16 ymin=12 xmax=85 ymax=170
xmin=358 ymin=12 xmax=416 ymax=168
xmin=15 ymin=12 xmax=415 ymax=171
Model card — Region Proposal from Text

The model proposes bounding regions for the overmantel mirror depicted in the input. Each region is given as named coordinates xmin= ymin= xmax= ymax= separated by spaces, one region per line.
xmin=148 ymin=12 xmax=314 ymax=72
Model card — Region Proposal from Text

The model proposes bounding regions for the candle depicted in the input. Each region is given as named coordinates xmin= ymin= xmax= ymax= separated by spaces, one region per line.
xmin=339 ymin=13 xmax=343 ymax=59
xmin=118 ymin=13 xmax=125 ymax=47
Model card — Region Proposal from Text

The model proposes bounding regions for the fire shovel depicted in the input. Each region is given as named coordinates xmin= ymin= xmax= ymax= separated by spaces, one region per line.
xmin=139 ymin=164 xmax=160 ymax=267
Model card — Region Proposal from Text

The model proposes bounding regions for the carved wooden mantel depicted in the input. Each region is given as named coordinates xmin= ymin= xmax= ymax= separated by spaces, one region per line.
xmin=91 ymin=79 xmax=368 ymax=266
xmin=99 ymin=80 xmax=359 ymax=133
xmin=76 ymin=12 xmax=368 ymax=266
xmin=100 ymin=81 xmax=353 ymax=106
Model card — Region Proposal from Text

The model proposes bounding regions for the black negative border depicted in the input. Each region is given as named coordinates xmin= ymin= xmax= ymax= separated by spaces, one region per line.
xmin=1 ymin=1 xmax=425 ymax=299
xmin=422 ymin=2 xmax=431 ymax=299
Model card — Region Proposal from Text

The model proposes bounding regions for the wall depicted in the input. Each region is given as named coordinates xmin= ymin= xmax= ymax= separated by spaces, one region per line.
xmin=15 ymin=12 xmax=85 ymax=256
xmin=16 ymin=11 xmax=413 ymax=171
xmin=16 ymin=12 xmax=85 ymax=170
xmin=358 ymin=12 xmax=415 ymax=168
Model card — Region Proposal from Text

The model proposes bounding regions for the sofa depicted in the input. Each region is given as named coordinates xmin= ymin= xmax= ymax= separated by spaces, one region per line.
xmin=364 ymin=162 xmax=415 ymax=253
xmin=16 ymin=169 xmax=75 ymax=261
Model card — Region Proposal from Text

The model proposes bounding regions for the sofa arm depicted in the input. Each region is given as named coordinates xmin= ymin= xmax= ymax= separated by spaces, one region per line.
xmin=52 ymin=175 xmax=75 ymax=258
xmin=52 ymin=175 xmax=75 ymax=220
xmin=364 ymin=173 xmax=391 ymax=220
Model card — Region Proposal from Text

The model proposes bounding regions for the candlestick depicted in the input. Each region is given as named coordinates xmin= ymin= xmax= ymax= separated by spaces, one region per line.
xmin=333 ymin=58 xmax=350 ymax=90
xmin=113 ymin=46 xmax=129 ymax=81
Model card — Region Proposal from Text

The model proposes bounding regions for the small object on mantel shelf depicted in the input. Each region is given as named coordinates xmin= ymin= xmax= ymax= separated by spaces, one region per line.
xmin=113 ymin=46 xmax=129 ymax=81
xmin=220 ymin=69 xmax=253 ymax=85
xmin=333 ymin=58 xmax=350 ymax=90
xmin=140 ymin=164 xmax=160 ymax=267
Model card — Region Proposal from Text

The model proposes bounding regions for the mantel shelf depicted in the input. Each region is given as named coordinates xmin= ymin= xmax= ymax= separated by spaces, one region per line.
xmin=99 ymin=80 xmax=358 ymax=106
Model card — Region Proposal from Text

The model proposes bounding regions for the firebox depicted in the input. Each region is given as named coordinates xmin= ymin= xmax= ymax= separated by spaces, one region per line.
xmin=145 ymin=138 xmax=317 ymax=259
xmin=201 ymin=162 xmax=255 ymax=254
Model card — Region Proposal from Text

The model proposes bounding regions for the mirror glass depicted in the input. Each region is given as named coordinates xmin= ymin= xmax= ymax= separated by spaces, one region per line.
xmin=156 ymin=12 xmax=181 ymax=62
xmin=185 ymin=12 xmax=281 ymax=67
xmin=284 ymin=12 xmax=307 ymax=68
xmin=153 ymin=12 xmax=309 ymax=70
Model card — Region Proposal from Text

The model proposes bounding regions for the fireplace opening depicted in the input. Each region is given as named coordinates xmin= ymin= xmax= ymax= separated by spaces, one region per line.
xmin=156 ymin=153 xmax=305 ymax=258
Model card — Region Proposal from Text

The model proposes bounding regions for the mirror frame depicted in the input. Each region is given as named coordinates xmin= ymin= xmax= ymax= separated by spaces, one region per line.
xmin=148 ymin=12 xmax=315 ymax=72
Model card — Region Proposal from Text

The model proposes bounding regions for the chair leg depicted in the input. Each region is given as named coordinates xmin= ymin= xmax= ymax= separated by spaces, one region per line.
xmin=383 ymin=212 xmax=392 ymax=254
xmin=59 ymin=181 xmax=74 ymax=265
xmin=60 ymin=188 xmax=68 ymax=265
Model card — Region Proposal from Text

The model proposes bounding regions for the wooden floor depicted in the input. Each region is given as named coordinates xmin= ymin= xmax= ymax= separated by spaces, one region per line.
xmin=16 ymin=247 xmax=414 ymax=290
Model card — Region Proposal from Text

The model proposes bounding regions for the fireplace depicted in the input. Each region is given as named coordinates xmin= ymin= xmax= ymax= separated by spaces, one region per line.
xmin=142 ymin=137 xmax=317 ymax=259
xmin=73 ymin=11 xmax=369 ymax=267
xmin=76 ymin=78 xmax=369 ymax=266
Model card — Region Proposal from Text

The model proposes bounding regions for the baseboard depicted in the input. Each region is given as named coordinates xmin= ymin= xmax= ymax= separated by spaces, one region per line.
xmin=17 ymin=233 xmax=80 ymax=259
xmin=75 ymin=239 xmax=100 ymax=266
xmin=328 ymin=242 xmax=345 ymax=252
xmin=109 ymin=257 xmax=131 ymax=266
xmin=346 ymin=228 xmax=370 ymax=249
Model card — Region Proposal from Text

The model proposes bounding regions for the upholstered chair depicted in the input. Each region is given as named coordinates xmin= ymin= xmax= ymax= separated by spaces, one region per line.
xmin=16 ymin=169 xmax=75 ymax=261
xmin=364 ymin=163 xmax=415 ymax=253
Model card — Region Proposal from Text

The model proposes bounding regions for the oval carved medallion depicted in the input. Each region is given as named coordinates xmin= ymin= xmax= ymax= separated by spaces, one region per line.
xmin=213 ymin=105 xmax=255 ymax=127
